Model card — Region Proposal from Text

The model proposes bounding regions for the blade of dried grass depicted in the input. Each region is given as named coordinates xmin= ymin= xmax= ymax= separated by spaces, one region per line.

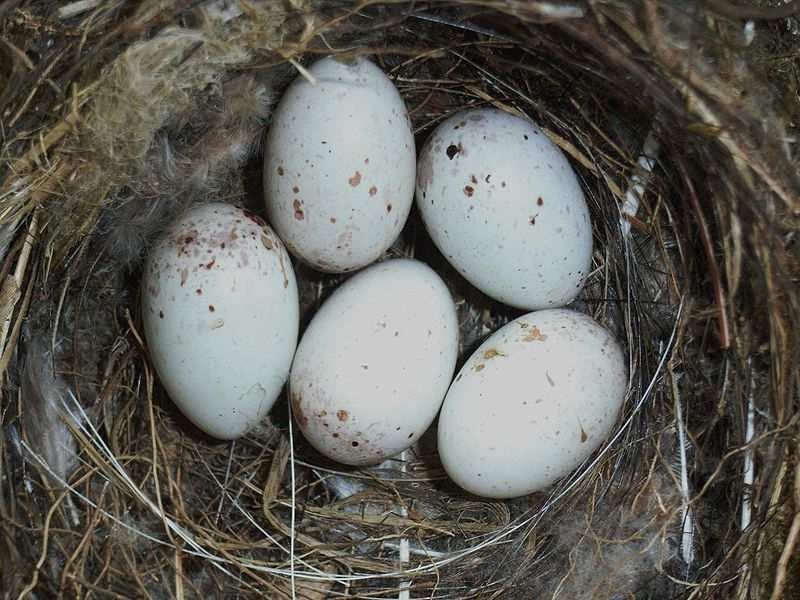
xmin=768 ymin=460 xmax=800 ymax=600
xmin=16 ymin=488 xmax=69 ymax=600
xmin=676 ymin=157 xmax=732 ymax=349
xmin=0 ymin=209 xmax=38 ymax=355
xmin=262 ymin=437 xmax=398 ymax=576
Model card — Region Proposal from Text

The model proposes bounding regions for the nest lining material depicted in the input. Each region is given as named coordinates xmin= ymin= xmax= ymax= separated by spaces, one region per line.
xmin=1 ymin=1 xmax=799 ymax=599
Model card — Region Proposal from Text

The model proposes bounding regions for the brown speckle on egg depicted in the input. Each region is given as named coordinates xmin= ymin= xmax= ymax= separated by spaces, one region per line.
xmin=291 ymin=393 xmax=308 ymax=427
xmin=293 ymin=199 xmax=305 ymax=220
xmin=522 ymin=326 xmax=547 ymax=342
xmin=369 ymin=186 xmax=377 ymax=196
xmin=336 ymin=410 xmax=349 ymax=422
xmin=464 ymin=186 xmax=474 ymax=197
xmin=348 ymin=171 xmax=362 ymax=186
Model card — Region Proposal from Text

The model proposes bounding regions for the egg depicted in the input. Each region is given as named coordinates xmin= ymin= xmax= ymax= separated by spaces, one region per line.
xmin=290 ymin=259 xmax=458 ymax=465
xmin=416 ymin=108 xmax=592 ymax=309
xmin=264 ymin=56 xmax=416 ymax=273
xmin=438 ymin=309 xmax=627 ymax=498
xmin=141 ymin=203 xmax=299 ymax=439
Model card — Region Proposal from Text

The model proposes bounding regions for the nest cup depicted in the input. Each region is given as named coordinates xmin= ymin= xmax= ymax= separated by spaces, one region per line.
xmin=1 ymin=2 xmax=799 ymax=598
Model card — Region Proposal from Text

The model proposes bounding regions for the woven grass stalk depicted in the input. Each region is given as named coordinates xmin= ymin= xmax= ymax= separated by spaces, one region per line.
xmin=0 ymin=1 xmax=798 ymax=598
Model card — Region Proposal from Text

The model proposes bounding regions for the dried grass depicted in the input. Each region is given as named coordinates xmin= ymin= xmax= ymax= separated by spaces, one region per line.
xmin=1 ymin=1 xmax=798 ymax=598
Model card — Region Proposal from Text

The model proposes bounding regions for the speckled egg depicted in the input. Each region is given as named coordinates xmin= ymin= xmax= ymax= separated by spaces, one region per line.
xmin=264 ymin=56 xmax=416 ymax=273
xmin=438 ymin=309 xmax=627 ymax=498
xmin=416 ymin=108 xmax=592 ymax=309
xmin=290 ymin=259 xmax=458 ymax=465
xmin=141 ymin=203 xmax=299 ymax=439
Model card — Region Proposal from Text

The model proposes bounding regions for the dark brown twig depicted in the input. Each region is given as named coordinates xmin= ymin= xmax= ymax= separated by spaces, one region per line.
xmin=677 ymin=157 xmax=732 ymax=350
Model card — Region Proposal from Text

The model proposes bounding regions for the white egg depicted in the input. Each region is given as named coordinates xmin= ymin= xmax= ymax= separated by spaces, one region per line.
xmin=438 ymin=309 xmax=627 ymax=498
xmin=264 ymin=56 xmax=416 ymax=273
xmin=141 ymin=203 xmax=299 ymax=439
xmin=416 ymin=108 xmax=592 ymax=309
xmin=290 ymin=259 xmax=458 ymax=465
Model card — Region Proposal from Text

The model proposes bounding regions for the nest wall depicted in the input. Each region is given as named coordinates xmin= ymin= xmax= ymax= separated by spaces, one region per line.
xmin=0 ymin=1 xmax=798 ymax=599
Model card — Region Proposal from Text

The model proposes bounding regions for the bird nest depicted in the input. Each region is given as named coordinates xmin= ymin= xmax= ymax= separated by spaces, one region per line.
xmin=1 ymin=1 xmax=799 ymax=599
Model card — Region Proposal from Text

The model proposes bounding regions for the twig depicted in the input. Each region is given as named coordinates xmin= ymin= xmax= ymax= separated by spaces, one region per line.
xmin=215 ymin=441 xmax=235 ymax=527
xmin=288 ymin=406 xmax=297 ymax=599
xmin=175 ymin=542 xmax=185 ymax=600
xmin=690 ymin=417 xmax=799 ymax=506
xmin=0 ymin=209 xmax=38 ymax=353
xmin=286 ymin=57 xmax=318 ymax=86
xmin=677 ymin=158 xmax=732 ymax=349
xmin=59 ymin=481 xmax=110 ymax=597
xmin=8 ymin=53 xmax=64 ymax=129
xmin=769 ymin=460 xmax=800 ymax=600
xmin=17 ymin=489 xmax=69 ymax=599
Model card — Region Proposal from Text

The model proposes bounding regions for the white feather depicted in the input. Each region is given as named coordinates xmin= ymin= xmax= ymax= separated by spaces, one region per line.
xmin=620 ymin=130 xmax=659 ymax=238
xmin=20 ymin=336 xmax=78 ymax=488
xmin=671 ymin=368 xmax=695 ymax=569
xmin=741 ymin=364 xmax=756 ymax=535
